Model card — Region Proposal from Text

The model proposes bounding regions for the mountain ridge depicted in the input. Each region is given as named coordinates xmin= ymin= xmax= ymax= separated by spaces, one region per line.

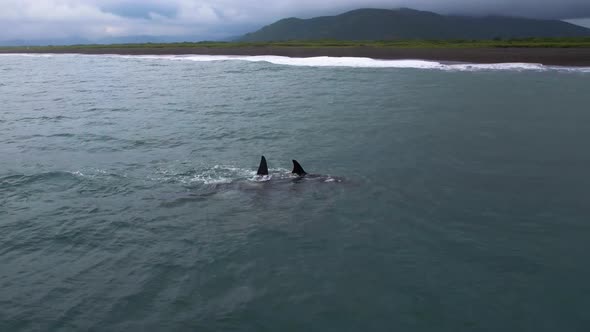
xmin=239 ymin=8 xmax=590 ymax=42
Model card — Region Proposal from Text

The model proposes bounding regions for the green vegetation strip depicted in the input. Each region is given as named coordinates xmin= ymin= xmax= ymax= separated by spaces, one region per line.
xmin=2 ymin=37 xmax=590 ymax=51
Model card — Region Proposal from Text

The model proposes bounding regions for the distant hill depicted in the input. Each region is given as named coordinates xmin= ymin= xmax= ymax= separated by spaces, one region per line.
xmin=239 ymin=8 xmax=590 ymax=42
xmin=0 ymin=35 xmax=210 ymax=47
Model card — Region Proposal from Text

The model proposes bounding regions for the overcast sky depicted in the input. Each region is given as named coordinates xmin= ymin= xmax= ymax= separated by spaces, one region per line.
xmin=1 ymin=0 xmax=589 ymax=41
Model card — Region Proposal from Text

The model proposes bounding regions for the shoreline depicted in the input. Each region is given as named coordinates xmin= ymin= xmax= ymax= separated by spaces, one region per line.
xmin=2 ymin=46 xmax=590 ymax=66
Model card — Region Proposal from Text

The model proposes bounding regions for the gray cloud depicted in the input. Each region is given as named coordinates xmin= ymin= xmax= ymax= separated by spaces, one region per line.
xmin=100 ymin=2 xmax=178 ymax=19
xmin=0 ymin=0 xmax=588 ymax=42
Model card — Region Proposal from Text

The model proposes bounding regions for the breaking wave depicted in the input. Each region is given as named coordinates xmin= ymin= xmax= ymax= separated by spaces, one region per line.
xmin=3 ymin=53 xmax=590 ymax=72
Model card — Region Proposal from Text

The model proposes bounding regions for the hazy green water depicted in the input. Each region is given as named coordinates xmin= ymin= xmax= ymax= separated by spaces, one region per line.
xmin=1 ymin=54 xmax=590 ymax=331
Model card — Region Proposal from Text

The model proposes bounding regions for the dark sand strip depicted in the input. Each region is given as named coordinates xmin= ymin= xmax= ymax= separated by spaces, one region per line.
xmin=2 ymin=47 xmax=590 ymax=66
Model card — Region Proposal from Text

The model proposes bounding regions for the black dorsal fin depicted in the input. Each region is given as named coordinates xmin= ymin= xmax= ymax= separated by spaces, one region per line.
xmin=257 ymin=156 xmax=268 ymax=176
xmin=292 ymin=160 xmax=307 ymax=176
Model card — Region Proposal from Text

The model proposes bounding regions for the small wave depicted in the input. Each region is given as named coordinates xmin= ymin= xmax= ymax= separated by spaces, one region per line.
xmin=0 ymin=168 xmax=127 ymax=189
xmin=15 ymin=115 xmax=72 ymax=122
xmin=48 ymin=133 xmax=75 ymax=138
xmin=127 ymin=137 xmax=186 ymax=149
xmin=85 ymin=120 xmax=116 ymax=126
xmin=159 ymin=193 xmax=209 ymax=208
xmin=84 ymin=107 xmax=107 ymax=113
xmin=81 ymin=134 xmax=120 ymax=143
xmin=0 ymin=171 xmax=80 ymax=188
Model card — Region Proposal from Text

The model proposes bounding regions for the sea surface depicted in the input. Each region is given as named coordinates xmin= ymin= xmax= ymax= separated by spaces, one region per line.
xmin=1 ymin=54 xmax=590 ymax=331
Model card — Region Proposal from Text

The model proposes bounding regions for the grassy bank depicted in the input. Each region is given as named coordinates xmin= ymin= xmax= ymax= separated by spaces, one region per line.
xmin=2 ymin=37 xmax=590 ymax=52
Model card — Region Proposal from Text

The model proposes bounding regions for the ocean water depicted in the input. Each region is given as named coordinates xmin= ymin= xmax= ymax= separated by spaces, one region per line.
xmin=1 ymin=54 xmax=590 ymax=331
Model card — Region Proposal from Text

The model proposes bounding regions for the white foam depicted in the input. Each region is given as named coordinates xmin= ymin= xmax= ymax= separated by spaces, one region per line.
xmin=2 ymin=53 xmax=590 ymax=72
xmin=152 ymin=165 xmax=256 ymax=185
xmin=71 ymin=170 xmax=86 ymax=177
xmin=188 ymin=175 xmax=232 ymax=185
xmin=252 ymin=175 xmax=272 ymax=182
xmin=70 ymin=168 xmax=120 ymax=179
xmin=114 ymin=54 xmax=590 ymax=72
xmin=0 ymin=53 xmax=56 ymax=57
xmin=181 ymin=55 xmax=445 ymax=69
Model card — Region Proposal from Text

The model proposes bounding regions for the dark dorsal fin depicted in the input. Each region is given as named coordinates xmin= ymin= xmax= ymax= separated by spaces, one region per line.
xmin=257 ymin=156 xmax=268 ymax=176
xmin=292 ymin=160 xmax=307 ymax=176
